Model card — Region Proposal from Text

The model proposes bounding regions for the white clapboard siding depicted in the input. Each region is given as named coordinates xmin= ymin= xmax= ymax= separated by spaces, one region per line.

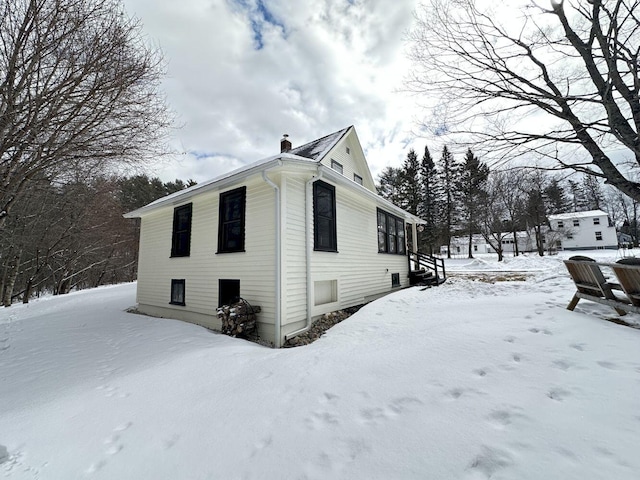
xmin=136 ymin=178 xmax=277 ymax=334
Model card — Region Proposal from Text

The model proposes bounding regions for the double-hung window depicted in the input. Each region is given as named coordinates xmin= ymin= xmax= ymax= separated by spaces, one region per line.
xmin=171 ymin=203 xmax=192 ymax=257
xmin=170 ymin=279 xmax=186 ymax=305
xmin=218 ymin=187 xmax=246 ymax=253
xmin=313 ymin=181 xmax=337 ymax=252
xmin=377 ymin=209 xmax=405 ymax=255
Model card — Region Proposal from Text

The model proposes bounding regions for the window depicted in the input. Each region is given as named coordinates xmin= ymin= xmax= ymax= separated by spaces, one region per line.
xmin=346 ymin=147 xmax=350 ymax=154
xmin=218 ymin=187 xmax=246 ymax=253
xmin=377 ymin=209 xmax=405 ymax=255
xmin=567 ymin=233 xmax=573 ymax=239
xmin=595 ymin=231 xmax=603 ymax=241
xmin=218 ymin=279 xmax=240 ymax=307
xmin=593 ymin=217 xmax=600 ymax=225
xmin=573 ymin=219 xmax=580 ymax=227
xmin=331 ymin=159 xmax=343 ymax=174
xmin=171 ymin=203 xmax=192 ymax=257
xmin=474 ymin=245 xmax=478 ymax=252
xmin=557 ymin=221 xmax=564 ymax=228
xmin=170 ymin=279 xmax=185 ymax=306
xmin=313 ymin=181 xmax=337 ymax=252
xmin=354 ymin=173 xmax=363 ymax=185
xmin=314 ymin=280 xmax=337 ymax=305
xmin=391 ymin=273 xmax=400 ymax=287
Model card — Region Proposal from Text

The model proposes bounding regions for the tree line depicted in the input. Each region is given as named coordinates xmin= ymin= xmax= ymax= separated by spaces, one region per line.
xmin=377 ymin=146 xmax=637 ymax=261
xmin=0 ymin=175 xmax=194 ymax=306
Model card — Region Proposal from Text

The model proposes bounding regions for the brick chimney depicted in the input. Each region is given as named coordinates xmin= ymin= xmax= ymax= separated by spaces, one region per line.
xmin=281 ymin=134 xmax=291 ymax=153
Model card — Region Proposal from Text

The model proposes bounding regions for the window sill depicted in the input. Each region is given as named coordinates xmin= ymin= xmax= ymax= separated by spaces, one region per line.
xmin=169 ymin=301 xmax=185 ymax=306
xmin=170 ymin=254 xmax=190 ymax=258
xmin=216 ymin=249 xmax=246 ymax=254
xmin=314 ymin=248 xmax=338 ymax=253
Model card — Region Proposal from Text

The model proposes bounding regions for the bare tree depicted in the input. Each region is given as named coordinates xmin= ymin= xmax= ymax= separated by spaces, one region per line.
xmin=408 ymin=0 xmax=640 ymax=202
xmin=0 ymin=0 xmax=172 ymax=228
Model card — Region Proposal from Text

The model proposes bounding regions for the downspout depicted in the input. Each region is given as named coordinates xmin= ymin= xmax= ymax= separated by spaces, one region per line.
xmin=262 ymin=165 xmax=282 ymax=347
xmin=285 ymin=168 xmax=323 ymax=340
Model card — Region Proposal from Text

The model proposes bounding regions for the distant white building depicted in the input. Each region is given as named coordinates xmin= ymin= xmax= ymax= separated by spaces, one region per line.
xmin=441 ymin=231 xmax=542 ymax=256
xmin=547 ymin=210 xmax=617 ymax=250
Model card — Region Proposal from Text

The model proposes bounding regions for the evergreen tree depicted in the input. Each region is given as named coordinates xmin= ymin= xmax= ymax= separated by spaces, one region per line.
xmin=418 ymin=146 xmax=441 ymax=254
xmin=583 ymin=175 xmax=604 ymax=210
xmin=438 ymin=146 xmax=460 ymax=258
xmin=376 ymin=166 xmax=404 ymax=207
xmin=456 ymin=148 xmax=490 ymax=258
xmin=568 ymin=179 xmax=587 ymax=212
xmin=400 ymin=149 xmax=421 ymax=215
xmin=544 ymin=178 xmax=570 ymax=214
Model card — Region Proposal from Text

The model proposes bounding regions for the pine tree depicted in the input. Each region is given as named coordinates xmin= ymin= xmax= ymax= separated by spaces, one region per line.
xmin=438 ymin=146 xmax=459 ymax=258
xmin=568 ymin=179 xmax=587 ymax=212
xmin=583 ymin=175 xmax=604 ymax=210
xmin=376 ymin=166 xmax=404 ymax=207
xmin=418 ymin=146 xmax=441 ymax=254
xmin=400 ymin=149 xmax=421 ymax=215
xmin=544 ymin=178 xmax=570 ymax=214
xmin=456 ymin=148 xmax=489 ymax=258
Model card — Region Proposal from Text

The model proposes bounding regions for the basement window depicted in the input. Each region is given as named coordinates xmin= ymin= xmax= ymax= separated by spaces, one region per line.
xmin=170 ymin=279 xmax=186 ymax=306
xmin=314 ymin=280 xmax=337 ymax=306
xmin=391 ymin=273 xmax=400 ymax=288
xmin=219 ymin=279 xmax=240 ymax=307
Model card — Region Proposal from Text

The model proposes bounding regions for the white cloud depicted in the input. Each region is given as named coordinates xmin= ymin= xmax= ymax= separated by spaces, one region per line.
xmin=122 ymin=0 xmax=431 ymax=183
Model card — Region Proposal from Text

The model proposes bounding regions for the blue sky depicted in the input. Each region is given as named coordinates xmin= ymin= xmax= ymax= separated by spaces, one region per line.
xmin=122 ymin=0 xmax=431 ymax=183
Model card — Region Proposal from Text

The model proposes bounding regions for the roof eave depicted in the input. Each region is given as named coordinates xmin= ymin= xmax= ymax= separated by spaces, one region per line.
xmin=123 ymin=153 xmax=317 ymax=218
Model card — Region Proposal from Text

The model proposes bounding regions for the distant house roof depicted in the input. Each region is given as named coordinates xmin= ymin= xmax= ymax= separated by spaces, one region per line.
xmin=288 ymin=126 xmax=350 ymax=160
xmin=548 ymin=209 xmax=608 ymax=221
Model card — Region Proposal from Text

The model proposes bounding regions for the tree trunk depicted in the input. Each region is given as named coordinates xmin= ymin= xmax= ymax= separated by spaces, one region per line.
xmin=2 ymin=251 xmax=22 ymax=307
xmin=512 ymin=230 xmax=519 ymax=256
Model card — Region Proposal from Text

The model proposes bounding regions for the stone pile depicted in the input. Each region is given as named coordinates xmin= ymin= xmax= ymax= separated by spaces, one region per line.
xmin=284 ymin=305 xmax=363 ymax=347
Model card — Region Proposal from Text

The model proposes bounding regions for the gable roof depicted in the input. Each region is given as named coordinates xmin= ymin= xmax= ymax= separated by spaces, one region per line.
xmin=288 ymin=126 xmax=350 ymax=160
xmin=124 ymin=126 xmax=423 ymax=224
xmin=548 ymin=210 xmax=608 ymax=221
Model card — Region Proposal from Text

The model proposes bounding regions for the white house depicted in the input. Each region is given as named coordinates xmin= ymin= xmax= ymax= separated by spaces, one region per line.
xmin=547 ymin=210 xmax=617 ymax=250
xmin=125 ymin=126 xmax=426 ymax=347
xmin=441 ymin=231 xmax=543 ymax=256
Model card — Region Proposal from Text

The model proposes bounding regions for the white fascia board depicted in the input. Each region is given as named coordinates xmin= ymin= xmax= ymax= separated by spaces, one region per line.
xmin=319 ymin=165 xmax=426 ymax=224
xmin=123 ymin=153 xmax=317 ymax=218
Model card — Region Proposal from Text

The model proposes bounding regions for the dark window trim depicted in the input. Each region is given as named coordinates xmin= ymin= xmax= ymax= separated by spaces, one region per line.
xmin=170 ymin=279 xmax=186 ymax=306
xmin=217 ymin=186 xmax=246 ymax=254
xmin=377 ymin=208 xmax=406 ymax=255
xmin=313 ymin=180 xmax=338 ymax=252
xmin=391 ymin=272 xmax=400 ymax=287
xmin=171 ymin=203 xmax=192 ymax=258
xmin=354 ymin=173 xmax=363 ymax=185
xmin=331 ymin=159 xmax=343 ymax=174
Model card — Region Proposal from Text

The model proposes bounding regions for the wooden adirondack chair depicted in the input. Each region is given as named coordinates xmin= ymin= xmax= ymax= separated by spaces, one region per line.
xmin=563 ymin=257 xmax=628 ymax=316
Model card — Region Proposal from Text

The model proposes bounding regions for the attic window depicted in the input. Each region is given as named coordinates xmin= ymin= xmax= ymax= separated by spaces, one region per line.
xmin=573 ymin=219 xmax=580 ymax=227
xmin=593 ymin=218 xmax=600 ymax=225
xmin=331 ymin=159 xmax=343 ymax=174
xmin=346 ymin=147 xmax=350 ymax=154
xmin=557 ymin=221 xmax=564 ymax=228
xmin=354 ymin=173 xmax=363 ymax=185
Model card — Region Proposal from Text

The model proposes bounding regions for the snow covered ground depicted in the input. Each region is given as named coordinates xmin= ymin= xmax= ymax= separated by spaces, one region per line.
xmin=1 ymin=250 xmax=640 ymax=479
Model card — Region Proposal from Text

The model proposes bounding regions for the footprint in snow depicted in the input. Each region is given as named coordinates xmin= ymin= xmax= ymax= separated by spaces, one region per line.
xmin=570 ymin=343 xmax=586 ymax=351
xmin=503 ymin=336 xmax=516 ymax=343
xmin=547 ymin=388 xmax=571 ymax=401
